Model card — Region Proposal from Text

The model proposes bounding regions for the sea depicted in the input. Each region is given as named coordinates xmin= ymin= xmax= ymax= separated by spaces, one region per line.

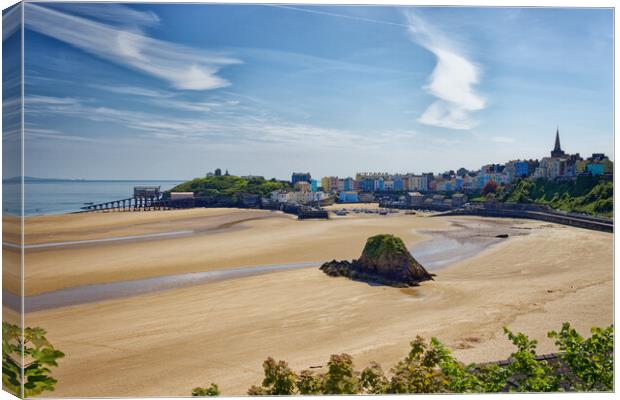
xmin=2 ymin=180 xmax=184 ymax=216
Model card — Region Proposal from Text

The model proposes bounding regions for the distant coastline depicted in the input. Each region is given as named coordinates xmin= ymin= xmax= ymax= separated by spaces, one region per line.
xmin=3 ymin=179 xmax=184 ymax=216
xmin=3 ymin=176 xmax=186 ymax=183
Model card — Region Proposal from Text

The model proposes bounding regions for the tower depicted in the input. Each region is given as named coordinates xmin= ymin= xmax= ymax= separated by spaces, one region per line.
xmin=551 ymin=127 xmax=565 ymax=158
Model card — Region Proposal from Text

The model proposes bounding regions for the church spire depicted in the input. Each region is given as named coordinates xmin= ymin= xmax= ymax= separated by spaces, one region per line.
xmin=551 ymin=127 xmax=565 ymax=158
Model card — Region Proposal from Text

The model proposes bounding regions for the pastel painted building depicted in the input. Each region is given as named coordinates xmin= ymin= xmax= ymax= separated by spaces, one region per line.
xmin=359 ymin=178 xmax=375 ymax=192
xmin=339 ymin=191 xmax=359 ymax=203
xmin=294 ymin=181 xmax=310 ymax=192
xmin=342 ymin=177 xmax=355 ymax=191
xmin=321 ymin=176 xmax=339 ymax=192
xmin=438 ymin=181 xmax=453 ymax=191
xmin=587 ymin=163 xmax=605 ymax=176
xmin=455 ymin=178 xmax=463 ymax=191
xmin=337 ymin=177 xmax=355 ymax=191
xmin=410 ymin=175 xmax=429 ymax=192
xmin=515 ymin=161 xmax=529 ymax=178
xmin=292 ymin=172 xmax=311 ymax=184
xmin=310 ymin=179 xmax=318 ymax=192
xmin=392 ymin=176 xmax=404 ymax=191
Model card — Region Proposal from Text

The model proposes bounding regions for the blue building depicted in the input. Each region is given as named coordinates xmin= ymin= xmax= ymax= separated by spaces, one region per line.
xmin=343 ymin=178 xmax=354 ymax=191
xmin=515 ymin=161 xmax=529 ymax=178
xmin=393 ymin=177 xmax=404 ymax=191
xmin=292 ymin=172 xmax=311 ymax=184
xmin=359 ymin=179 xmax=374 ymax=192
xmin=310 ymin=179 xmax=318 ymax=192
xmin=339 ymin=191 xmax=359 ymax=203
xmin=455 ymin=178 xmax=463 ymax=191
xmin=375 ymin=179 xmax=385 ymax=191
xmin=587 ymin=163 xmax=604 ymax=176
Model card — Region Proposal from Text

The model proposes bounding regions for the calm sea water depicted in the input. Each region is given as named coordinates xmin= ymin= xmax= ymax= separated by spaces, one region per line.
xmin=3 ymin=180 xmax=183 ymax=216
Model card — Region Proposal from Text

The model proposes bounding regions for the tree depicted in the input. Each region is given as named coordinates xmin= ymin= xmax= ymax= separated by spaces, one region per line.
xmin=360 ymin=361 xmax=389 ymax=394
xmin=192 ymin=383 xmax=220 ymax=396
xmin=233 ymin=323 xmax=614 ymax=396
xmin=323 ymin=354 xmax=359 ymax=394
xmin=548 ymin=322 xmax=613 ymax=391
xmin=503 ymin=327 xmax=559 ymax=392
xmin=388 ymin=336 xmax=454 ymax=393
xmin=247 ymin=357 xmax=297 ymax=395
xmin=2 ymin=322 xmax=65 ymax=398
xmin=296 ymin=370 xmax=323 ymax=394
xmin=481 ymin=180 xmax=498 ymax=196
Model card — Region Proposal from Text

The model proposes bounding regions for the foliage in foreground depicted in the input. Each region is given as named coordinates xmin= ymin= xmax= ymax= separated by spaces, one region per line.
xmin=191 ymin=383 xmax=221 ymax=396
xmin=2 ymin=322 xmax=65 ymax=398
xmin=191 ymin=323 xmax=613 ymax=396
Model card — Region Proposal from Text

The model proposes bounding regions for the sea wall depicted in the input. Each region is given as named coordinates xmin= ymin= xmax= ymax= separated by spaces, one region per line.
xmin=438 ymin=208 xmax=613 ymax=233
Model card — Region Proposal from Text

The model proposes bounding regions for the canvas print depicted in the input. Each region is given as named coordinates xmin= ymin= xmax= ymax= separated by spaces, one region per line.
xmin=1 ymin=1 xmax=614 ymax=397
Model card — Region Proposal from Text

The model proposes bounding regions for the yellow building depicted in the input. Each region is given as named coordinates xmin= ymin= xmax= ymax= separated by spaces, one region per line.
xmin=576 ymin=160 xmax=588 ymax=173
xmin=321 ymin=176 xmax=339 ymax=192
xmin=294 ymin=181 xmax=310 ymax=192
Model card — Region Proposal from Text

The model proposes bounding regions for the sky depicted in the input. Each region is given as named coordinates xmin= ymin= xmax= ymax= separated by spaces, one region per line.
xmin=7 ymin=3 xmax=614 ymax=180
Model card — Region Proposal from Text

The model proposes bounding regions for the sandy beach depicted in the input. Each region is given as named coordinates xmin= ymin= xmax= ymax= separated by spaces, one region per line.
xmin=19 ymin=207 xmax=449 ymax=296
xmin=8 ymin=208 xmax=613 ymax=397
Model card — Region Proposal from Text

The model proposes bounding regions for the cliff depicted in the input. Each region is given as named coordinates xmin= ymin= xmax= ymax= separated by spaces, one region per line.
xmin=320 ymin=234 xmax=433 ymax=287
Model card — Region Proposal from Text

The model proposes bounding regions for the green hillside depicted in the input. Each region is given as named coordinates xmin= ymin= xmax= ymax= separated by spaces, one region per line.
xmin=504 ymin=176 xmax=612 ymax=217
xmin=170 ymin=175 xmax=290 ymax=198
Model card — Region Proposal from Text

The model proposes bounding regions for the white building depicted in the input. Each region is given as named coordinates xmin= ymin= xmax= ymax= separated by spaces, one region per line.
xmin=409 ymin=175 xmax=428 ymax=192
xmin=271 ymin=190 xmax=328 ymax=205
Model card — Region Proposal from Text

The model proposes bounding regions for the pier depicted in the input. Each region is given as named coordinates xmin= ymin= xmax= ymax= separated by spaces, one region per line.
xmin=80 ymin=197 xmax=196 ymax=212
xmin=80 ymin=186 xmax=195 ymax=212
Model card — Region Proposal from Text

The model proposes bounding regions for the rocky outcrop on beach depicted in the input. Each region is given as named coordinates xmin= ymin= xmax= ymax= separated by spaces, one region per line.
xmin=320 ymin=234 xmax=433 ymax=287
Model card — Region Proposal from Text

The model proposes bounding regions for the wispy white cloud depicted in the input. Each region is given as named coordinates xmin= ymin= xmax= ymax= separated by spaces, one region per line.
xmin=89 ymin=84 xmax=172 ymax=98
xmin=25 ymin=127 xmax=103 ymax=143
xmin=24 ymin=4 xmax=241 ymax=91
xmin=25 ymin=95 xmax=80 ymax=106
xmin=89 ymin=84 xmax=236 ymax=112
xmin=24 ymin=94 xmax=416 ymax=150
xmin=53 ymin=3 xmax=160 ymax=28
xmin=268 ymin=5 xmax=408 ymax=28
xmin=2 ymin=3 xmax=21 ymax=42
xmin=405 ymin=11 xmax=485 ymax=130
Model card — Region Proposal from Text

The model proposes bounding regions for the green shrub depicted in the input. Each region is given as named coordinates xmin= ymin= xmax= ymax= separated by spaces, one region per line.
xmin=192 ymin=383 xmax=220 ymax=396
xmin=247 ymin=357 xmax=297 ymax=395
xmin=548 ymin=322 xmax=613 ymax=391
xmin=2 ymin=322 xmax=65 ymax=398
xmin=239 ymin=323 xmax=613 ymax=396
xmin=503 ymin=327 xmax=559 ymax=392
xmin=323 ymin=354 xmax=359 ymax=394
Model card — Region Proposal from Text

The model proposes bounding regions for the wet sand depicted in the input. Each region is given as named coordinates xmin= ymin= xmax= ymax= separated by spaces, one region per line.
xmin=17 ymin=208 xmax=451 ymax=296
xmin=16 ymin=208 xmax=612 ymax=397
xmin=7 ymin=216 xmax=520 ymax=312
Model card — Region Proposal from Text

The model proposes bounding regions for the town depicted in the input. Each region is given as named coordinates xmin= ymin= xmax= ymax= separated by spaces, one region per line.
xmin=266 ymin=130 xmax=612 ymax=210
xmin=80 ymin=129 xmax=612 ymax=230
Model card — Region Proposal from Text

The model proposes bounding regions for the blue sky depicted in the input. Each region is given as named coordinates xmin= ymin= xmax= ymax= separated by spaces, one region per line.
xmin=16 ymin=3 xmax=614 ymax=180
